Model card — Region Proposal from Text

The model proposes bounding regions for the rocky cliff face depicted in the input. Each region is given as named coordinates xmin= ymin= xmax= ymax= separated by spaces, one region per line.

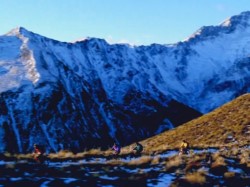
xmin=0 ymin=11 xmax=250 ymax=153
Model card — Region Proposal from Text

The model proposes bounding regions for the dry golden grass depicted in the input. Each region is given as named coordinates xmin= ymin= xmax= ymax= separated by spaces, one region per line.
xmin=49 ymin=150 xmax=75 ymax=159
xmin=106 ymin=159 xmax=126 ymax=165
xmin=127 ymin=156 xmax=152 ymax=166
xmin=211 ymin=155 xmax=226 ymax=166
xmin=151 ymin=156 xmax=161 ymax=165
xmin=14 ymin=153 xmax=34 ymax=160
xmin=48 ymin=148 xmax=111 ymax=160
xmin=224 ymin=172 xmax=236 ymax=178
xmin=184 ymin=171 xmax=206 ymax=185
xmin=165 ymin=155 xmax=183 ymax=171
xmin=131 ymin=94 xmax=250 ymax=153
xmin=239 ymin=151 xmax=250 ymax=165
xmin=84 ymin=148 xmax=102 ymax=155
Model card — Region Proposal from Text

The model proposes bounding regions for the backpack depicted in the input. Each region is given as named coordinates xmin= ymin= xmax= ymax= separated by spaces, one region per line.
xmin=138 ymin=144 xmax=143 ymax=152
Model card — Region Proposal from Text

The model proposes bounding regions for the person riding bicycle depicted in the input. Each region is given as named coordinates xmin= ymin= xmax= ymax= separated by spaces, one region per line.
xmin=179 ymin=140 xmax=189 ymax=155
xmin=133 ymin=142 xmax=143 ymax=156
xmin=33 ymin=144 xmax=46 ymax=163
xmin=112 ymin=143 xmax=121 ymax=157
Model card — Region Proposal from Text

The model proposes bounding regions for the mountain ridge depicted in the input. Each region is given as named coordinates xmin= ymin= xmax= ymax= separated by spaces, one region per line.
xmin=6 ymin=11 xmax=250 ymax=45
xmin=0 ymin=11 xmax=249 ymax=153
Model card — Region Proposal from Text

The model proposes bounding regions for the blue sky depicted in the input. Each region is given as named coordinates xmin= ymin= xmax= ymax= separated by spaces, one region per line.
xmin=0 ymin=0 xmax=250 ymax=45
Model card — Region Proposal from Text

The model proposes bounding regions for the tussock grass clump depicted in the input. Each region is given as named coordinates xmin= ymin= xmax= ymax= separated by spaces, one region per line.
xmin=212 ymin=153 xmax=226 ymax=166
xmin=0 ymin=152 xmax=34 ymax=161
xmin=84 ymin=148 xmax=103 ymax=155
xmin=127 ymin=156 xmax=152 ymax=167
xmin=211 ymin=152 xmax=227 ymax=172
xmin=184 ymin=171 xmax=207 ymax=185
xmin=49 ymin=150 xmax=75 ymax=160
xmin=74 ymin=152 xmax=87 ymax=159
xmin=239 ymin=151 xmax=250 ymax=165
xmin=106 ymin=159 xmax=126 ymax=166
xmin=184 ymin=154 xmax=207 ymax=172
xmin=2 ymin=152 xmax=12 ymax=159
xmin=48 ymin=148 xmax=107 ymax=161
xmin=224 ymin=171 xmax=236 ymax=178
xmin=14 ymin=153 xmax=34 ymax=160
xmin=210 ymin=156 xmax=228 ymax=176
xmin=151 ymin=156 xmax=161 ymax=165
xmin=165 ymin=156 xmax=183 ymax=172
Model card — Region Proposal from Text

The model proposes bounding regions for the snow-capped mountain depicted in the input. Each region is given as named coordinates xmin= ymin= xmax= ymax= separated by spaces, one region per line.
xmin=0 ymin=11 xmax=250 ymax=153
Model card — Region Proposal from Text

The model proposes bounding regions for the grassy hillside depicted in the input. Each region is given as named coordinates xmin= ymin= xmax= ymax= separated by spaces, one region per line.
xmin=137 ymin=93 xmax=250 ymax=154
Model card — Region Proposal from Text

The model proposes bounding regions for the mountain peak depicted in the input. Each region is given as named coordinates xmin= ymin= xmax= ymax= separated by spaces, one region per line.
xmin=6 ymin=26 xmax=30 ymax=36
xmin=220 ymin=11 xmax=250 ymax=27
xmin=184 ymin=11 xmax=250 ymax=43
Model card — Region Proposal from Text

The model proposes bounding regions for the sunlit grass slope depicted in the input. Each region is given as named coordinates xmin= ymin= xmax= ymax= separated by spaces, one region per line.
xmin=137 ymin=93 xmax=250 ymax=154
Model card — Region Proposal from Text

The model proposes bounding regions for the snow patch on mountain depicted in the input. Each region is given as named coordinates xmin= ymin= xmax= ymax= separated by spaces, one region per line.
xmin=0 ymin=11 xmax=249 ymax=153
